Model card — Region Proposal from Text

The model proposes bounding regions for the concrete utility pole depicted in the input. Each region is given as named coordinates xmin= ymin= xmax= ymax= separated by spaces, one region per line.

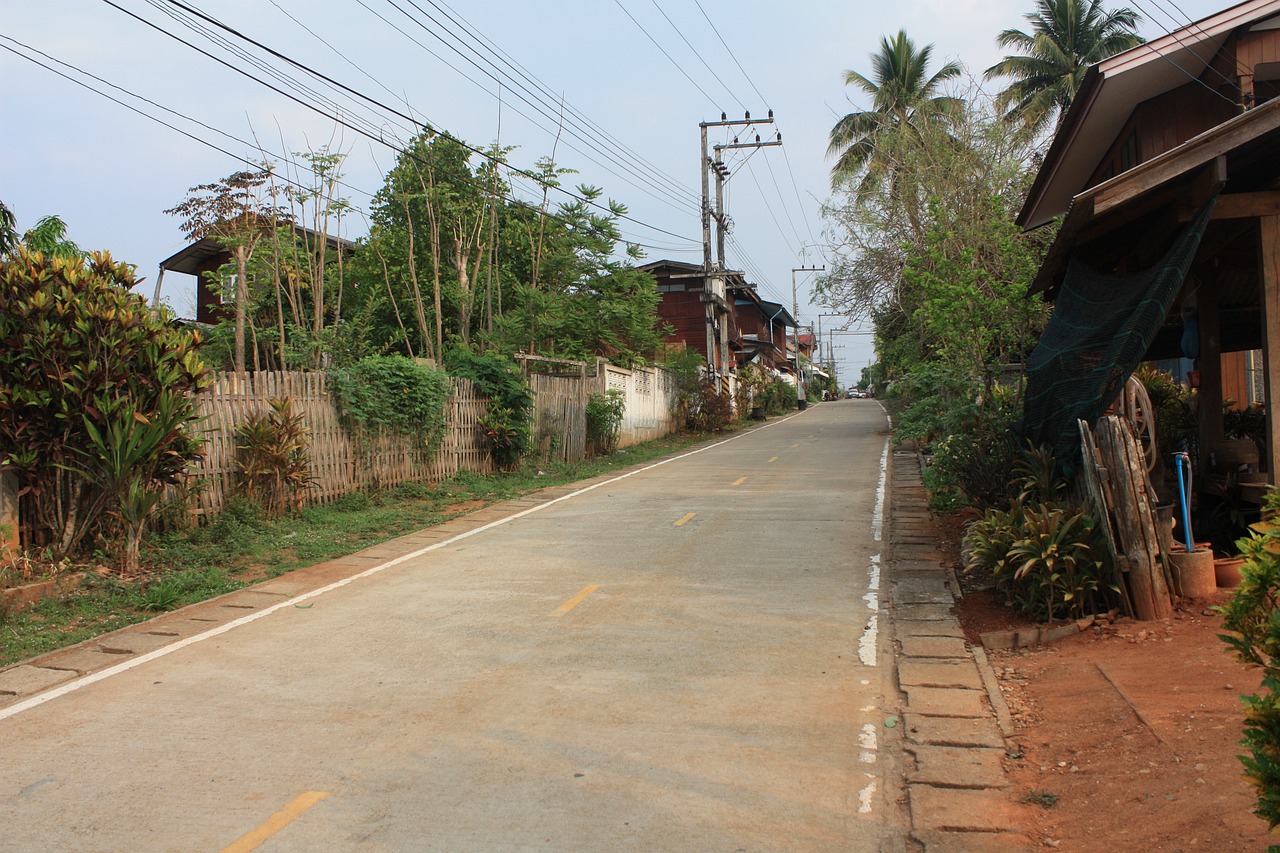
xmin=696 ymin=111 xmax=779 ymax=391
xmin=791 ymin=265 xmax=824 ymax=384
xmin=790 ymin=265 xmax=824 ymax=326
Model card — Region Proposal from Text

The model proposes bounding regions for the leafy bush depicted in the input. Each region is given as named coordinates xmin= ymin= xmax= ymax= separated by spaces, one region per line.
xmin=909 ymin=376 xmax=1020 ymax=510
xmin=1219 ymin=488 xmax=1280 ymax=831
xmin=0 ymin=249 xmax=209 ymax=569
xmin=965 ymin=500 xmax=1109 ymax=622
xmin=686 ymin=374 xmax=733 ymax=432
xmin=234 ymin=397 xmax=313 ymax=517
xmin=1135 ymin=366 xmax=1196 ymax=462
xmin=663 ymin=348 xmax=705 ymax=426
xmin=447 ymin=351 xmax=534 ymax=467
xmin=964 ymin=440 xmax=1116 ymax=622
xmin=328 ymin=354 xmax=450 ymax=452
xmin=586 ymin=389 xmax=626 ymax=456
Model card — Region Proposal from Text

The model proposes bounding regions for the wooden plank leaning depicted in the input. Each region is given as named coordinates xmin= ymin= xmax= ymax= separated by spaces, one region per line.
xmin=1077 ymin=419 xmax=1134 ymax=618
xmin=1095 ymin=415 xmax=1173 ymax=620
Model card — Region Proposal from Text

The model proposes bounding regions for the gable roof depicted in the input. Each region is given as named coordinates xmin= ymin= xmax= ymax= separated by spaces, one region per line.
xmin=159 ymin=225 xmax=357 ymax=276
xmin=1019 ymin=0 xmax=1280 ymax=229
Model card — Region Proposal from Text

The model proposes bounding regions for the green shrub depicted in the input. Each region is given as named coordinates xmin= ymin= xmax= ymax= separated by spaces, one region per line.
xmin=1220 ymin=488 xmax=1280 ymax=831
xmin=328 ymin=354 xmax=450 ymax=453
xmin=586 ymin=389 xmax=626 ymax=456
xmin=447 ymin=351 xmax=534 ymax=467
xmin=234 ymin=397 xmax=313 ymax=517
xmin=686 ymin=374 xmax=733 ymax=432
xmin=965 ymin=500 xmax=1109 ymax=622
xmin=0 ymin=249 xmax=209 ymax=569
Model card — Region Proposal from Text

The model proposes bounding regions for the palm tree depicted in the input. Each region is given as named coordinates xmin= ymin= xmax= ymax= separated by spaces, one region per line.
xmin=827 ymin=30 xmax=964 ymax=193
xmin=0 ymin=201 xmax=16 ymax=256
xmin=985 ymin=0 xmax=1144 ymax=133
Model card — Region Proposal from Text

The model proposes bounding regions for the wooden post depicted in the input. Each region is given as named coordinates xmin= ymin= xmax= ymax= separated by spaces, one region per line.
xmin=1199 ymin=278 xmax=1224 ymax=473
xmin=1260 ymin=215 xmax=1280 ymax=483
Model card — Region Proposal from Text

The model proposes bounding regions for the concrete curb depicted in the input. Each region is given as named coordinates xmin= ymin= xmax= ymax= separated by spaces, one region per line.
xmin=889 ymin=446 xmax=1031 ymax=852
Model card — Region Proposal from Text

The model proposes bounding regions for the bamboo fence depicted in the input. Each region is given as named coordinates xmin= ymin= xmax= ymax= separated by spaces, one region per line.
xmin=188 ymin=371 xmax=492 ymax=518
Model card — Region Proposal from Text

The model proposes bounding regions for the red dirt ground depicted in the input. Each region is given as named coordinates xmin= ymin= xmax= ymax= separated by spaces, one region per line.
xmin=949 ymin=527 xmax=1275 ymax=851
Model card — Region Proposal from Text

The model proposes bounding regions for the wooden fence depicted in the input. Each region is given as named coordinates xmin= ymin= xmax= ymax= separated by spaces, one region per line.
xmin=4 ymin=360 xmax=683 ymax=544
xmin=188 ymin=371 xmax=492 ymax=518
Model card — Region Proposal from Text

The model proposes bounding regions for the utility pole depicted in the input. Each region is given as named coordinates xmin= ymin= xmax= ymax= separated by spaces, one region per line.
xmin=790 ymin=265 xmax=824 ymax=386
xmin=695 ymin=111 xmax=779 ymax=392
xmin=790 ymin=265 xmax=824 ymax=325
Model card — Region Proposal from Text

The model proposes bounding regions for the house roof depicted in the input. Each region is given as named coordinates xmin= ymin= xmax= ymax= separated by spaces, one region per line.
xmin=1019 ymin=0 xmax=1280 ymax=229
xmin=159 ymin=225 xmax=357 ymax=275
xmin=1029 ymin=94 xmax=1280 ymax=295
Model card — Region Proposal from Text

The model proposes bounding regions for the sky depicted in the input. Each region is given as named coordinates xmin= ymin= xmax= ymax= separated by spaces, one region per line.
xmin=0 ymin=0 xmax=1233 ymax=384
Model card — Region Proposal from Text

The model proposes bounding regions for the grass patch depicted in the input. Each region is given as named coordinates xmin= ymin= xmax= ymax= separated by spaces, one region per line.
xmin=1021 ymin=790 xmax=1060 ymax=808
xmin=0 ymin=427 xmax=740 ymax=667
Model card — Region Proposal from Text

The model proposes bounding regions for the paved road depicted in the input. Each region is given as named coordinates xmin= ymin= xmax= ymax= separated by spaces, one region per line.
xmin=0 ymin=400 xmax=902 ymax=852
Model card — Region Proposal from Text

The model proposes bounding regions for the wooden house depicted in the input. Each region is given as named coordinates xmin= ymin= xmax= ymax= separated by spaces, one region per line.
xmin=640 ymin=259 xmax=797 ymax=379
xmin=156 ymin=225 xmax=356 ymax=323
xmin=1020 ymin=0 xmax=1280 ymax=491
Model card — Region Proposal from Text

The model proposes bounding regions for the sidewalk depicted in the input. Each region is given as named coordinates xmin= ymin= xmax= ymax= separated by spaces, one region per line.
xmin=888 ymin=447 xmax=1030 ymax=852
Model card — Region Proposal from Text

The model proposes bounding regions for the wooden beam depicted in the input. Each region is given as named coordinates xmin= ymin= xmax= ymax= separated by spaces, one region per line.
xmin=1199 ymin=278 xmax=1225 ymax=474
xmin=1261 ymin=215 xmax=1280 ymax=485
xmin=1093 ymin=101 xmax=1280 ymax=217
xmin=1211 ymin=191 xmax=1280 ymax=220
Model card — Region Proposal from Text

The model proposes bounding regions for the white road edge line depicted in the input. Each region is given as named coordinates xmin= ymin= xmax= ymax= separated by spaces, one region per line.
xmin=859 ymin=431 xmax=890 ymax=668
xmin=0 ymin=414 xmax=801 ymax=723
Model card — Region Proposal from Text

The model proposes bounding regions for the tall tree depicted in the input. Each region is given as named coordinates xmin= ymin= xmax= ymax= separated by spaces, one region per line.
xmin=826 ymin=30 xmax=963 ymax=196
xmin=166 ymin=169 xmax=287 ymax=374
xmin=985 ymin=0 xmax=1144 ymax=133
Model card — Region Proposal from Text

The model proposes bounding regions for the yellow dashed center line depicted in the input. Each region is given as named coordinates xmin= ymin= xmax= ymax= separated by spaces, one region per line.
xmin=550 ymin=584 xmax=600 ymax=617
xmin=674 ymin=512 xmax=697 ymax=526
xmin=220 ymin=791 xmax=329 ymax=853
xmin=768 ymin=456 xmax=778 ymax=463
xmin=733 ymin=477 xmax=746 ymax=486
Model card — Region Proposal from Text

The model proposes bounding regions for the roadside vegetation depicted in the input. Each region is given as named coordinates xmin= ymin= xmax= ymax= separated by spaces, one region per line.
xmin=817 ymin=2 xmax=1145 ymax=630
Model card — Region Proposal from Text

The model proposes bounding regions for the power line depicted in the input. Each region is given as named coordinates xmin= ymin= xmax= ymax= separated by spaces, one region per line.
xmin=378 ymin=0 xmax=701 ymax=215
xmin=648 ymin=0 xmax=744 ymax=112
xmin=100 ymin=0 xmax=699 ymax=244
xmin=0 ymin=33 xmax=375 ymax=210
xmin=419 ymin=0 xmax=699 ymax=206
xmin=612 ymin=0 xmax=722 ymax=110
xmin=692 ymin=0 xmax=769 ymax=108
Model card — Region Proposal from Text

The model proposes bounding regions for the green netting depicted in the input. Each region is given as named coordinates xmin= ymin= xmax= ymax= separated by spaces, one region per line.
xmin=1020 ymin=194 xmax=1218 ymax=467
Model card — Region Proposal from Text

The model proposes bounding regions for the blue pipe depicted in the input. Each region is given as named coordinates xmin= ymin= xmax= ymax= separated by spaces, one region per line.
xmin=1174 ymin=452 xmax=1194 ymax=552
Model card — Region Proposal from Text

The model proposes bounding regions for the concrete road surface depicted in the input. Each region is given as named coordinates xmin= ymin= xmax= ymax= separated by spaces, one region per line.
xmin=0 ymin=400 xmax=904 ymax=852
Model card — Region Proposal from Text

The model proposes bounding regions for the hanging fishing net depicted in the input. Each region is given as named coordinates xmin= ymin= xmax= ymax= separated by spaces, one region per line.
xmin=1020 ymin=194 xmax=1218 ymax=467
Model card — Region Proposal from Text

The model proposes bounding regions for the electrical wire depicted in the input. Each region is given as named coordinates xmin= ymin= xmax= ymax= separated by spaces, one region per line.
xmin=0 ymin=34 xmax=375 ymax=210
xmin=418 ymin=0 xmax=699 ymax=206
xmin=648 ymin=0 xmax=745 ymax=112
xmin=100 ymin=0 xmax=699 ymax=245
xmin=692 ymin=0 xmax=769 ymax=108
xmin=612 ymin=0 xmax=722 ymax=110
xmin=379 ymin=0 xmax=701 ymax=215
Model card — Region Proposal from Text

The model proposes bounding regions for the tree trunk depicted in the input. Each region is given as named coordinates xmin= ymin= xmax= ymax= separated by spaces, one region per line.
xmin=234 ymin=244 xmax=249 ymax=375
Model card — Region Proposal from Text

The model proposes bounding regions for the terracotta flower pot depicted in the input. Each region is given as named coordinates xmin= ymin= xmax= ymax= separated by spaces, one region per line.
xmin=1215 ymin=557 xmax=1245 ymax=588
